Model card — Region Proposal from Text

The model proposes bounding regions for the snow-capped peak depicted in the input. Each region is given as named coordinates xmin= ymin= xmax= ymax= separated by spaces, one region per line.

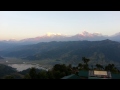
xmin=79 ymin=31 xmax=102 ymax=37
xmin=46 ymin=32 xmax=62 ymax=37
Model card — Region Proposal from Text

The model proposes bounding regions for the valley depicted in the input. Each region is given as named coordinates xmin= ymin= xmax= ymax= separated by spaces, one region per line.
xmin=0 ymin=57 xmax=54 ymax=71
xmin=1 ymin=39 xmax=120 ymax=72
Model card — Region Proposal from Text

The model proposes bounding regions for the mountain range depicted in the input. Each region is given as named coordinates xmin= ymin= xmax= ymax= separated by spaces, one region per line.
xmin=0 ymin=31 xmax=120 ymax=65
xmin=1 ymin=31 xmax=120 ymax=45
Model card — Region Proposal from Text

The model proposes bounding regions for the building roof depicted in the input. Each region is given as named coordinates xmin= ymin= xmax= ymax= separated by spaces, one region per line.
xmin=78 ymin=70 xmax=88 ymax=77
xmin=111 ymin=73 xmax=120 ymax=79
xmin=61 ymin=70 xmax=120 ymax=79
xmin=89 ymin=70 xmax=111 ymax=79
xmin=61 ymin=74 xmax=81 ymax=79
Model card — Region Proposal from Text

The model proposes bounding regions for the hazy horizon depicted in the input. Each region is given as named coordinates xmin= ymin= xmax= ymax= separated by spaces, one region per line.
xmin=1 ymin=11 xmax=120 ymax=41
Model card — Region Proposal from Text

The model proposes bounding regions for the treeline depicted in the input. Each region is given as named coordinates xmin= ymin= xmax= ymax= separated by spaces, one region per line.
xmin=23 ymin=64 xmax=72 ymax=79
xmin=22 ymin=57 xmax=120 ymax=79
xmin=76 ymin=57 xmax=120 ymax=73
xmin=0 ymin=57 xmax=120 ymax=79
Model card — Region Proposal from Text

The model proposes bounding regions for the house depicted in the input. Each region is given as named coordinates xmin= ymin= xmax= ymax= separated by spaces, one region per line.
xmin=111 ymin=73 xmax=120 ymax=79
xmin=61 ymin=69 xmax=120 ymax=79
xmin=61 ymin=70 xmax=89 ymax=79
xmin=61 ymin=74 xmax=81 ymax=79
xmin=77 ymin=70 xmax=88 ymax=79
xmin=61 ymin=70 xmax=120 ymax=79
xmin=88 ymin=70 xmax=111 ymax=79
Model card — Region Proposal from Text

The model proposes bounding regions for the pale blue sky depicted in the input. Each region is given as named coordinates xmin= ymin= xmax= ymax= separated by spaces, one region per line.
xmin=0 ymin=11 xmax=120 ymax=40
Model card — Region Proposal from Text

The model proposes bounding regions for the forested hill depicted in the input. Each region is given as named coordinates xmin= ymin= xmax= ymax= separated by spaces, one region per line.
xmin=0 ymin=39 xmax=120 ymax=63
xmin=0 ymin=64 xmax=17 ymax=78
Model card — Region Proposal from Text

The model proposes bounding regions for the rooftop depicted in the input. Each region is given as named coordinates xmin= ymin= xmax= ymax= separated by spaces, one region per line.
xmin=61 ymin=70 xmax=120 ymax=79
xmin=61 ymin=74 xmax=81 ymax=79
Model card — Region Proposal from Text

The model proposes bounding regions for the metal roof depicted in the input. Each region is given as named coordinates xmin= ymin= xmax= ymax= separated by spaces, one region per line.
xmin=111 ymin=73 xmax=120 ymax=79
xmin=61 ymin=74 xmax=81 ymax=79
xmin=78 ymin=70 xmax=88 ymax=77
xmin=61 ymin=70 xmax=120 ymax=79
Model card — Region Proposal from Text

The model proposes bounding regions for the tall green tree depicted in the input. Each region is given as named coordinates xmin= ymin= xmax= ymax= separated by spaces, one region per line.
xmin=82 ymin=57 xmax=90 ymax=65
xmin=38 ymin=70 xmax=48 ymax=79
xmin=96 ymin=64 xmax=104 ymax=70
xmin=82 ymin=57 xmax=90 ymax=70
xmin=47 ymin=70 xmax=55 ymax=79
xmin=105 ymin=64 xmax=119 ymax=73
xmin=28 ymin=67 xmax=38 ymax=79
xmin=78 ymin=63 xmax=83 ymax=70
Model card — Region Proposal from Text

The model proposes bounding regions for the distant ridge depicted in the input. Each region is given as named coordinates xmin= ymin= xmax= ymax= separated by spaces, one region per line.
xmin=0 ymin=31 xmax=120 ymax=45
xmin=1 ymin=39 xmax=120 ymax=65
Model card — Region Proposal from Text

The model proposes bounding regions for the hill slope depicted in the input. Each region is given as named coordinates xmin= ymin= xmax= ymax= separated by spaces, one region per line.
xmin=0 ymin=39 xmax=120 ymax=64
xmin=0 ymin=64 xmax=17 ymax=78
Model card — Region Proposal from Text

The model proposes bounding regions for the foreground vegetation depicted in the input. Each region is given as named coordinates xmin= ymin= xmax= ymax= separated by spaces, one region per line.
xmin=0 ymin=57 xmax=120 ymax=79
xmin=23 ymin=57 xmax=120 ymax=79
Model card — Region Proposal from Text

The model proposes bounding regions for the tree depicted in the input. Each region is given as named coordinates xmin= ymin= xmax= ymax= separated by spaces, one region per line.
xmin=82 ymin=57 xmax=90 ymax=65
xmin=37 ymin=70 xmax=48 ymax=79
xmin=82 ymin=57 xmax=90 ymax=70
xmin=28 ymin=67 xmax=38 ymax=79
xmin=4 ymin=75 xmax=14 ymax=79
xmin=105 ymin=64 xmax=119 ymax=73
xmin=72 ymin=66 xmax=78 ymax=74
xmin=83 ymin=64 xmax=89 ymax=70
xmin=78 ymin=63 xmax=83 ymax=70
xmin=47 ymin=70 xmax=54 ymax=79
xmin=24 ymin=74 xmax=31 ymax=79
xmin=96 ymin=64 xmax=104 ymax=70
xmin=51 ymin=64 xmax=73 ymax=79
xmin=68 ymin=64 xmax=72 ymax=69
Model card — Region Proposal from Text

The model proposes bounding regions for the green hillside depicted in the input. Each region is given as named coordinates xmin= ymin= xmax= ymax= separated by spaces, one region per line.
xmin=0 ymin=64 xmax=17 ymax=78
xmin=1 ymin=40 xmax=120 ymax=65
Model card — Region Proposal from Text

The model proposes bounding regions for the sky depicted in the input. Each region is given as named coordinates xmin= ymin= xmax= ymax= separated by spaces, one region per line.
xmin=0 ymin=11 xmax=120 ymax=41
